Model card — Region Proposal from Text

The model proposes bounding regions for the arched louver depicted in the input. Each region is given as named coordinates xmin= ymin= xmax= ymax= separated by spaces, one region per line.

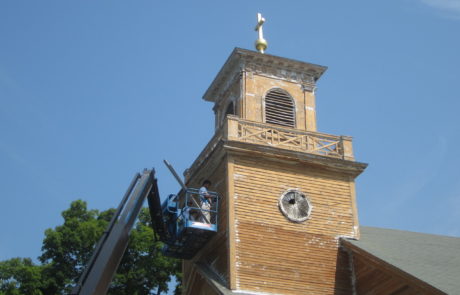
xmin=265 ymin=89 xmax=295 ymax=128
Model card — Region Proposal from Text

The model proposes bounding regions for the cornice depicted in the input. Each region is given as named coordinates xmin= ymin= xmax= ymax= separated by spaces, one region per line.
xmin=203 ymin=48 xmax=328 ymax=103
xmin=223 ymin=140 xmax=367 ymax=178
xmin=185 ymin=134 xmax=367 ymax=184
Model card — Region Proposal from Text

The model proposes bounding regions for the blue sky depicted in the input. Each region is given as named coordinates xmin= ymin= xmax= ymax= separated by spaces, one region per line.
xmin=1 ymin=0 xmax=459 ymax=288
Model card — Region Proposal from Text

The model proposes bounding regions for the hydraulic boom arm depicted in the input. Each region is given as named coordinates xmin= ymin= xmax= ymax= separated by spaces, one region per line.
xmin=71 ymin=169 xmax=158 ymax=295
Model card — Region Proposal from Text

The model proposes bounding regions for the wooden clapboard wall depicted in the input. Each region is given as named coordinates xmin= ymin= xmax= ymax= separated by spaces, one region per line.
xmin=230 ymin=155 xmax=358 ymax=294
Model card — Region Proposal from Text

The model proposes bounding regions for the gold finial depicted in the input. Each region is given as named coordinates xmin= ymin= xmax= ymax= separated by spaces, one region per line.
xmin=254 ymin=13 xmax=267 ymax=54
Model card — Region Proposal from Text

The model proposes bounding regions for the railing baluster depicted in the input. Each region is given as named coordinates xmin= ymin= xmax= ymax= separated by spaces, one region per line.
xmin=233 ymin=118 xmax=347 ymax=159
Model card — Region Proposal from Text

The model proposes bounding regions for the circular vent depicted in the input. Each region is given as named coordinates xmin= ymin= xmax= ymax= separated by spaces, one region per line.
xmin=279 ymin=190 xmax=311 ymax=222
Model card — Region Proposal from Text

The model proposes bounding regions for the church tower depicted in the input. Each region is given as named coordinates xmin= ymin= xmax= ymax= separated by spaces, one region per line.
xmin=181 ymin=47 xmax=367 ymax=294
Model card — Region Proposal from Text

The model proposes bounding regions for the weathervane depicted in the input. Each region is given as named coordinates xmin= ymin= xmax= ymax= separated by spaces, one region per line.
xmin=254 ymin=13 xmax=268 ymax=54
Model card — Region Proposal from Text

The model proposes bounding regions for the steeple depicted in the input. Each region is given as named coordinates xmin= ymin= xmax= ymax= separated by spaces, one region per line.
xmin=181 ymin=46 xmax=367 ymax=294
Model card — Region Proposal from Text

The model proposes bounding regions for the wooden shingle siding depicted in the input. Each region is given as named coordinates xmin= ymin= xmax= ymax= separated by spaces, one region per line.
xmin=231 ymin=156 xmax=357 ymax=294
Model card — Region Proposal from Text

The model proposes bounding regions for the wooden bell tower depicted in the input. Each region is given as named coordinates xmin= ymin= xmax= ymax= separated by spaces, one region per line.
xmin=182 ymin=48 xmax=367 ymax=295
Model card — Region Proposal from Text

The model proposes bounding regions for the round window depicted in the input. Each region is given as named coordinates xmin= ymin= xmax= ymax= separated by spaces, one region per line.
xmin=279 ymin=189 xmax=312 ymax=222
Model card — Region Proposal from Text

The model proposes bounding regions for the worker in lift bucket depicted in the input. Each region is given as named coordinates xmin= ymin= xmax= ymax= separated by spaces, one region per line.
xmin=199 ymin=180 xmax=212 ymax=223
xmin=184 ymin=200 xmax=199 ymax=222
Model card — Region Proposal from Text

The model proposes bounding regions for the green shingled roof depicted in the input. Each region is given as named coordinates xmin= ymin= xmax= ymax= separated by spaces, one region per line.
xmin=344 ymin=226 xmax=460 ymax=294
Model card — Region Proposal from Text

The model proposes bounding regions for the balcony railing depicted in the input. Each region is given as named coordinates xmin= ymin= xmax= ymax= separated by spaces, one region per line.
xmin=224 ymin=116 xmax=354 ymax=160
xmin=186 ymin=116 xmax=355 ymax=182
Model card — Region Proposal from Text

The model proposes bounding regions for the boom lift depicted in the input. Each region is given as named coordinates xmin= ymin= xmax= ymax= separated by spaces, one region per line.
xmin=72 ymin=165 xmax=219 ymax=294
xmin=150 ymin=160 xmax=219 ymax=259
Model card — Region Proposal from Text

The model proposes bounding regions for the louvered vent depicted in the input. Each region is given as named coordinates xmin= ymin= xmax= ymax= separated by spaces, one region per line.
xmin=265 ymin=89 xmax=295 ymax=128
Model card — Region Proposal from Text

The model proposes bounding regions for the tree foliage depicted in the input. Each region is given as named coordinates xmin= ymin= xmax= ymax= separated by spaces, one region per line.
xmin=0 ymin=200 xmax=181 ymax=295
xmin=0 ymin=258 xmax=44 ymax=295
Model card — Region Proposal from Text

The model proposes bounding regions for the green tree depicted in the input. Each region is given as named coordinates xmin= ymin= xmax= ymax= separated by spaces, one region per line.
xmin=0 ymin=200 xmax=181 ymax=295
xmin=0 ymin=258 xmax=44 ymax=295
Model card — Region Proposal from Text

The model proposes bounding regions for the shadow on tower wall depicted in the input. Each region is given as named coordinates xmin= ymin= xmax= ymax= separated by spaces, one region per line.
xmin=334 ymin=246 xmax=354 ymax=295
